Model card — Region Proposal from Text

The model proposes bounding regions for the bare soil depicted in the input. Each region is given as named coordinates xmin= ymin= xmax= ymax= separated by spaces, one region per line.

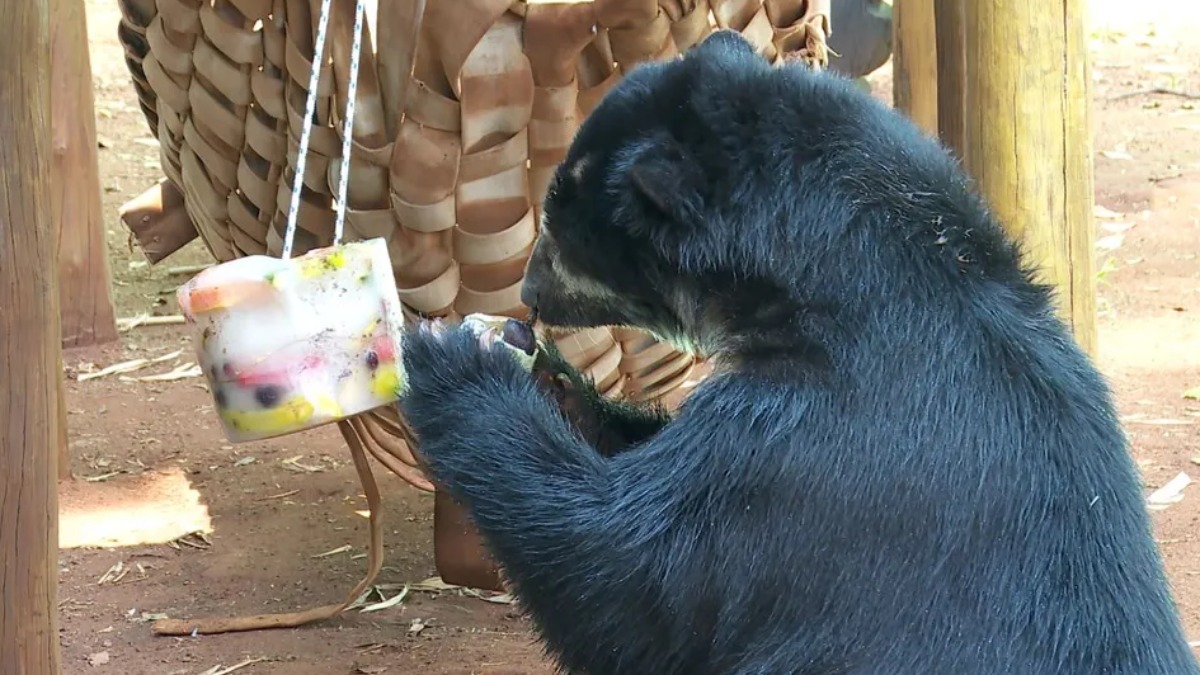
xmin=58 ymin=2 xmax=1200 ymax=673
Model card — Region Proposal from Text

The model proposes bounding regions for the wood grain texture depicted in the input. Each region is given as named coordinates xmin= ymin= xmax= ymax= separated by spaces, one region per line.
xmin=892 ymin=0 xmax=938 ymax=135
xmin=963 ymin=0 xmax=1098 ymax=356
xmin=934 ymin=0 xmax=967 ymax=160
xmin=51 ymin=0 xmax=118 ymax=349
xmin=0 ymin=0 xmax=65 ymax=672
xmin=55 ymin=347 xmax=71 ymax=481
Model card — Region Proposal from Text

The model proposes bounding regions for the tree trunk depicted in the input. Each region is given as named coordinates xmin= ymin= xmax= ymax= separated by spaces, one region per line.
xmin=51 ymin=0 xmax=118 ymax=349
xmin=963 ymin=0 xmax=1098 ymax=356
xmin=934 ymin=0 xmax=967 ymax=161
xmin=892 ymin=0 xmax=939 ymax=136
xmin=0 ymin=0 xmax=65 ymax=672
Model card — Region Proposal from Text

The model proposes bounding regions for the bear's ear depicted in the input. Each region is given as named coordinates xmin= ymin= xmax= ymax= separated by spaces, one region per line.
xmin=623 ymin=132 xmax=705 ymax=234
xmin=693 ymin=29 xmax=758 ymax=61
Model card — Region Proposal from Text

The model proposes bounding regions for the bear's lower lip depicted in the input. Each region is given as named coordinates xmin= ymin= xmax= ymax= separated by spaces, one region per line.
xmin=531 ymin=304 xmax=587 ymax=329
xmin=527 ymin=292 xmax=641 ymax=331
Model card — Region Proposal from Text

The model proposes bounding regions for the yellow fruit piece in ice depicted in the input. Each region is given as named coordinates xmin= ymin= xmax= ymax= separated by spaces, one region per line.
xmin=221 ymin=396 xmax=315 ymax=434
xmin=310 ymin=392 xmax=344 ymax=419
xmin=371 ymin=367 xmax=401 ymax=400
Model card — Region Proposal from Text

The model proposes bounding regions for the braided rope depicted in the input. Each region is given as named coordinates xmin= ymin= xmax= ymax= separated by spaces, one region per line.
xmin=282 ymin=0 xmax=367 ymax=257
xmin=280 ymin=0 xmax=333 ymax=259
xmin=331 ymin=0 xmax=366 ymax=246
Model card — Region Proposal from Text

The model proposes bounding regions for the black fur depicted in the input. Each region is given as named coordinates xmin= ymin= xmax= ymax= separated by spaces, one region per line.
xmin=399 ymin=30 xmax=1198 ymax=674
xmin=528 ymin=341 xmax=671 ymax=458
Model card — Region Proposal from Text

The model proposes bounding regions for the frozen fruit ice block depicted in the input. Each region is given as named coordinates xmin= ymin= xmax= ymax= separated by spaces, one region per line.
xmin=177 ymin=238 xmax=407 ymax=443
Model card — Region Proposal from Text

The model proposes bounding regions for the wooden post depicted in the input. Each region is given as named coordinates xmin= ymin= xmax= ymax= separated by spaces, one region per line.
xmin=891 ymin=0 xmax=938 ymax=136
xmin=0 ymin=0 xmax=64 ymax=672
xmin=56 ymin=354 xmax=71 ymax=481
xmin=963 ymin=0 xmax=1097 ymax=356
xmin=51 ymin=0 xmax=118 ymax=349
xmin=934 ymin=0 xmax=967 ymax=161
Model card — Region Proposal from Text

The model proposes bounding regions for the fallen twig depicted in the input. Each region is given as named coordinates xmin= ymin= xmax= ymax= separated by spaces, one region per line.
xmin=80 ymin=471 xmax=123 ymax=482
xmin=97 ymin=561 xmax=128 ymax=586
xmin=1109 ymin=87 xmax=1200 ymax=101
xmin=281 ymin=455 xmax=325 ymax=473
xmin=77 ymin=350 xmax=183 ymax=382
xmin=117 ymin=314 xmax=187 ymax=331
xmin=371 ymin=577 xmax=514 ymax=604
xmin=166 ymin=263 xmax=213 ymax=277
xmin=1121 ymin=415 xmax=1196 ymax=426
xmin=168 ymin=532 xmax=212 ymax=550
xmin=119 ymin=362 xmax=203 ymax=383
xmin=312 ymin=544 xmax=352 ymax=559
xmin=198 ymin=658 xmax=267 ymax=675
xmin=255 ymin=489 xmax=299 ymax=501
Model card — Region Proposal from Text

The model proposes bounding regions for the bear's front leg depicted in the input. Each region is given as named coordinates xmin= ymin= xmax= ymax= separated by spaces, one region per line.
xmin=399 ymin=322 xmax=696 ymax=673
xmin=398 ymin=323 xmax=610 ymax=515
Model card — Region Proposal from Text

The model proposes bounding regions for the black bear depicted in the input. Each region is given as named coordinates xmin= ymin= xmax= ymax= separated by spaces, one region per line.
xmin=398 ymin=30 xmax=1199 ymax=675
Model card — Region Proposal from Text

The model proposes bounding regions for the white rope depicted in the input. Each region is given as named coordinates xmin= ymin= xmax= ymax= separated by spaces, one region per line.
xmin=333 ymin=0 xmax=367 ymax=246
xmin=281 ymin=0 xmax=367 ymax=259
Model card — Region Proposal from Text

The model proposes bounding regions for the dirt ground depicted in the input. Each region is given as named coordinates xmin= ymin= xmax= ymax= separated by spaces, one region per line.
xmin=56 ymin=1 xmax=1200 ymax=673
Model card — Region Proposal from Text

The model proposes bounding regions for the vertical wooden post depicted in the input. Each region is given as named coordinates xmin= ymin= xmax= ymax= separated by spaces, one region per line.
xmin=892 ymin=0 xmax=938 ymax=135
xmin=0 ymin=0 xmax=64 ymax=672
xmin=51 ymin=0 xmax=118 ymax=349
xmin=963 ymin=0 xmax=1097 ymax=356
xmin=934 ymin=0 xmax=967 ymax=160
xmin=48 ymin=0 xmax=105 ymax=480
xmin=55 ymin=355 xmax=71 ymax=481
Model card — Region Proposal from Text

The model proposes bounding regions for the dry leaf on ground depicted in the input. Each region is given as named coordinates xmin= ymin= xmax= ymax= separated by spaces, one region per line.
xmin=1147 ymin=472 xmax=1193 ymax=510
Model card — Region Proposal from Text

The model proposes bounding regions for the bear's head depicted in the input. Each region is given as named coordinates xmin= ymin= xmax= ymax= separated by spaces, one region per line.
xmin=521 ymin=30 xmax=794 ymax=358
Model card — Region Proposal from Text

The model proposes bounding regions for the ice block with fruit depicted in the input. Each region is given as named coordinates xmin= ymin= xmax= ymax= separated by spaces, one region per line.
xmin=177 ymin=238 xmax=407 ymax=443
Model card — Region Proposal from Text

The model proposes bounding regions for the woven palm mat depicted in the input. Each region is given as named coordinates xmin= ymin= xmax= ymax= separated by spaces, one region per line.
xmin=114 ymin=0 xmax=831 ymax=635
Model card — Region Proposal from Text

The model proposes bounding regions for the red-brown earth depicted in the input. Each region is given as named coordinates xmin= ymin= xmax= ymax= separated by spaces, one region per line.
xmin=55 ymin=1 xmax=1200 ymax=672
